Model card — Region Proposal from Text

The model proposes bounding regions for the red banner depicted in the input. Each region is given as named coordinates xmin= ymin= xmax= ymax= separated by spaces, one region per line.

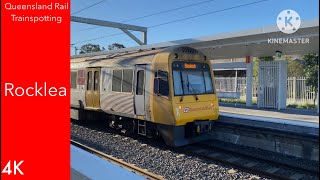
xmin=1 ymin=0 xmax=70 ymax=179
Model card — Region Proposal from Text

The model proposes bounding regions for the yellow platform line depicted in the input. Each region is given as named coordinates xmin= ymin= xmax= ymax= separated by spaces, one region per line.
xmin=219 ymin=110 xmax=319 ymax=123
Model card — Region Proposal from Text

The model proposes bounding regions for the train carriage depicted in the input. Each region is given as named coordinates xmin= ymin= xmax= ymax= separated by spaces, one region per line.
xmin=71 ymin=46 xmax=219 ymax=146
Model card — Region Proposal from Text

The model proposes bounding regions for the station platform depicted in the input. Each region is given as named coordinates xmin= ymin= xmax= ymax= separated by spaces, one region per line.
xmin=218 ymin=103 xmax=319 ymax=136
xmin=71 ymin=145 xmax=145 ymax=180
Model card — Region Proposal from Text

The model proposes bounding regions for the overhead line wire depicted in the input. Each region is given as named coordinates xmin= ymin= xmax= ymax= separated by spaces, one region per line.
xmin=76 ymin=0 xmax=217 ymax=32
xmin=148 ymin=0 xmax=270 ymax=28
xmin=72 ymin=0 xmax=271 ymax=45
xmin=72 ymin=0 xmax=107 ymax=15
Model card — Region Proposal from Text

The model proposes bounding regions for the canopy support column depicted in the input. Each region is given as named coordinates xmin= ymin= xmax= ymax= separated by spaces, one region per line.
xmin=246 ymin=56 xmax=253 ymax=107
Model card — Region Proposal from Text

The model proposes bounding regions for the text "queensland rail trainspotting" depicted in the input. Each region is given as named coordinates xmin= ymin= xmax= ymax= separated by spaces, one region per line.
xmin=4 ymin=2 xmax=69 ymax=24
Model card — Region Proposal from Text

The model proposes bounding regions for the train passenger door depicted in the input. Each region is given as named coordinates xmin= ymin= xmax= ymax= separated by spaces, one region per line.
xmin=134 ymin=65 xmax=146 ymax=115
xmin=85 ymin=68 xmax=101 ymax=108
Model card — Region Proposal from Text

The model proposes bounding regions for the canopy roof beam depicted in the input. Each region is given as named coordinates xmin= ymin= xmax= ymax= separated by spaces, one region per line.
xmin=71 ymin=16 xmax=147 ymax=45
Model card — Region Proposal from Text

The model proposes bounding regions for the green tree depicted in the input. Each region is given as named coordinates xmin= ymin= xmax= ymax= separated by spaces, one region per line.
xmin=253 ymin=56 xmax=274 ymax=77
xmin=258 ymin=56 xmax=274 ymax=62
xmin=108 ymin=43 xmax=125 ymax=50
xmin=280 ymin=55 xmax=305 ymax=77
xmin=253 ymin=57 xmax=259 ymax=77
xmin=303 ymin=54 xmax=319 ymax=105
xmin=79 ymin=43 xmax=104 ymax=54
xmin=287 ymin=59 xmax=305 ymax=77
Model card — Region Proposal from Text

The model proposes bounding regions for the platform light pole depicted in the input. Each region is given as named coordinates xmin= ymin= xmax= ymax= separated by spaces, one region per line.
xmin=74 ymin=46 xmax=79 ymax=55
xmin=71 ymin=44 xmax=79 ymax=55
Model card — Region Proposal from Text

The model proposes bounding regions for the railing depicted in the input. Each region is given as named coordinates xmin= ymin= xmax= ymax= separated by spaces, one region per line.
xmin=215 ymin=77 xmax=317 ymax=105
xmin=287 ymin=77 xmax=317 ymax=105
xmin=214 ymin=77 xmax=257 ymax=97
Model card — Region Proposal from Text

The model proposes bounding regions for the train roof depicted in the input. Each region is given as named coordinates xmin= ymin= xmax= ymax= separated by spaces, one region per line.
xmin=71 ymin=48 xmax=163 ymax=69
xmin=70 ymin=46 xmax=207 ymax=69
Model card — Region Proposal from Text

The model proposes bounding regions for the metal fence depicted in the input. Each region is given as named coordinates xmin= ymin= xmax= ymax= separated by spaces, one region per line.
xmin=215 ymin=77 xmax=318 ymax=105
xmin=287 ymin=77 xmax=317 ymax=105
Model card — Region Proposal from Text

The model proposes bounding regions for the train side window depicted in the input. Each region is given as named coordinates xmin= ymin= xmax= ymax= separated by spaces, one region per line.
xmin=77 ymin=70 xmax=86 ymax=85
xmin=71 ymin=71 xmax=77 ymax=89
xmin=87 ymin=71 xmax=93 ymax=90
xmin=136 ymin=70 xmax=144 ymax=95
xmin=154 ymin=70 xmax=169 ymax=96
xmin=122 ymin=69 xmax=133 ymax=93
xmin=159 ymin=78 xmax=169 ymax=96
xmin=94 ymin=71 xmax=100 ymax=91
xmin=203 ymin=71 xmax=214 ymax=93
xmin=112 ymin=69 xmax=122 ymax=92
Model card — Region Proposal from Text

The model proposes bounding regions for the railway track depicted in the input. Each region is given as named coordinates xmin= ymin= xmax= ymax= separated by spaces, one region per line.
xmin=71 ymin=140 xmax=164 ymax=180
xmin=181 ymin=141 xmax=319 ymax=180
xmin=71 ymin=121 xmax=318 ymax=180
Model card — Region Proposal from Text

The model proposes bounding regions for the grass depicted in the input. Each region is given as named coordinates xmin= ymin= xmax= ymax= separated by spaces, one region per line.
xmin=219 ymin=97 xmax=257 ymax=105
xmin=287 ymin=103 xmax=317 ymax=109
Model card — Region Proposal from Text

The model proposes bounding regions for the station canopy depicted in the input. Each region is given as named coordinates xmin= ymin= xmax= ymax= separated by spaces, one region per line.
xmin=72 ymin=19 xmax=319 ymax=60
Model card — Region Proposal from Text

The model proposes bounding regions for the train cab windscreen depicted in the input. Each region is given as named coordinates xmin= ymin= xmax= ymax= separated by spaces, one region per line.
xmin=172 ymin=62 xmax=214 ymax=96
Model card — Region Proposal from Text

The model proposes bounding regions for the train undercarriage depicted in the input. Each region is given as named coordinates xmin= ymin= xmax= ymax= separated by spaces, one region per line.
xmin=71 ymin=107 xmax=215 ymax=147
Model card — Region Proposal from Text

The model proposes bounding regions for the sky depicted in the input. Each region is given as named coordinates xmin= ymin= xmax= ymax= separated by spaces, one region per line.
xmin=70 ymin=0 xmax=319 ymax=55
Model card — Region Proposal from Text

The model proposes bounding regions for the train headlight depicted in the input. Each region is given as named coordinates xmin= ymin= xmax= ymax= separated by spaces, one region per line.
xmin=196 ymin=125 xmax=200 ymax=133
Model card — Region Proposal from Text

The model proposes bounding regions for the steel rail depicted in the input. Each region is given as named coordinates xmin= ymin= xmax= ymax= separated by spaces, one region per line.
xmin=182 ymin=142 xmax=319 ymax=180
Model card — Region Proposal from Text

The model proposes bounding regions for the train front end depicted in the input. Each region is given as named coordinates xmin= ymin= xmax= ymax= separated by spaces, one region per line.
xmin=152 ymin=47 xmax=219 ymax=147
xmin=171 ymin=61 xmax=219 ymax=136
